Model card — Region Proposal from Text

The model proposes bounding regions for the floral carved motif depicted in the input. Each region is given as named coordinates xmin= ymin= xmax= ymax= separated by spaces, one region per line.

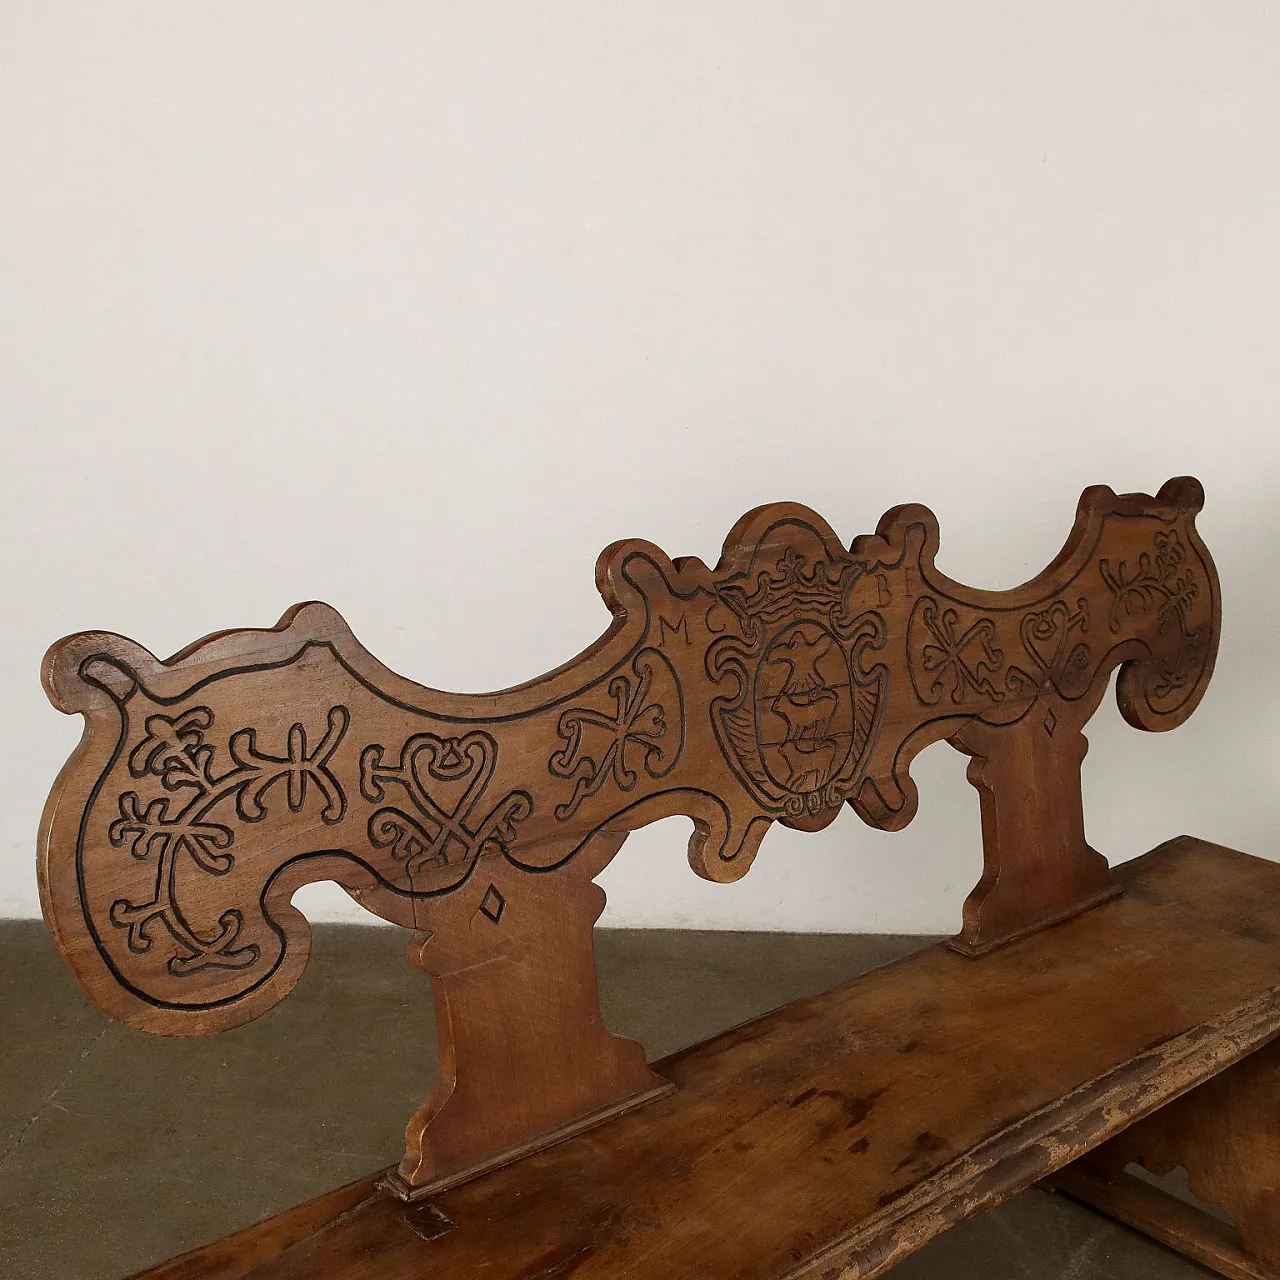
xmin=37 ymin=477 xmax=1222 ymax=1201
xmin=39 ymin=477 xmax=1220 ymax=1036
xmin=108 ymin=705 xmax=348 ymax=976
xmin=548 ymin=648 xmax=683 ymax=820
xmin=360 ymin=731 xmax=532 ymax=896
xmin=908 ymin=600 xmax=1004 ymax=705
xmin=1101 ymin=529 xmax=1206 ymax=699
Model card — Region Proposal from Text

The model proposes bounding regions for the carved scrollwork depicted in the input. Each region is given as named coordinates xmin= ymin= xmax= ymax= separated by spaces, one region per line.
xmin=38 ymin=477 xmax=1219 ymax=1041
xmin=106 ymin=704 xmax=348 ymax=977
xmin=1102 ymin=528 xmax=1206 ymax=703
xmin=1016 ymin=598 xmax=1093 ymax=699
xmin=548 ymin=647 xmax=684 ymax=821
xmin=36 ymin=477 xmax=1222 ymax=1200
xmin=907 ymin=599 xmax=1005 ymax=706
xmin=360 ymin=731 xmax=532 ymax=895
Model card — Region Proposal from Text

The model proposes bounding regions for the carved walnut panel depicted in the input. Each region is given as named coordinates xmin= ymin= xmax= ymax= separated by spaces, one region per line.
xmin=38 ymin=477 xmax=1218 ymax=1194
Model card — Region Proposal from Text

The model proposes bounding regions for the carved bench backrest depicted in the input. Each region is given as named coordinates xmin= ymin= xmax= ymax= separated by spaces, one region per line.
xmin=37 ymin=477 xmax=1219 ymax=1196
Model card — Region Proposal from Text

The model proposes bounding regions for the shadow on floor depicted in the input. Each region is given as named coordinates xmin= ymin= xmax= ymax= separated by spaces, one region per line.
xmin=0 ymin=922 xmax=1212 ymax=1279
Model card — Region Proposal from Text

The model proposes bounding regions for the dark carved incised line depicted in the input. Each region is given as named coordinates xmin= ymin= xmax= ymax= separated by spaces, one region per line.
xmin=1100 ymin=528 xmax=1203 ymax=698
xmin=1101 ymin=530 xmax=1197 ymax=634
xmin=108 ymin=705 xmax=349 ymax=976
xmin=360 ymin=731 xmax=532 ymax=893
xmin=1014 ymin=598 xmax=1092 ymax=700
xmin=548 ymin=648 xmax=684 ymax=821
xmin=907 ymin=595 xmax=1093 ymax=714
xmin=909 ymin=598 xmax=1005 ymax=705
xmin=43 ymin=483 xmax=1220 ymax=1029
xmin=658 ymin=613 xmax=692 ymax=647
xmin=708 ymin=528 xmax=887 ymax=823
xmin=478 ymin=883 xmax=506 ymax=924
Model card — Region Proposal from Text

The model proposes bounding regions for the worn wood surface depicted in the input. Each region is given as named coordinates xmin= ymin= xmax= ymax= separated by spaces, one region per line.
xmin=1051 ymin=1035 xmax=1280 ymax=1277
xmin=37 ymin=480 xmax=1219 ymax=1193
xmin=127 ymin=839 xmax=1280 ymax=1280
xmin=1048 ymin=1167 xmax=1276 ymax=1280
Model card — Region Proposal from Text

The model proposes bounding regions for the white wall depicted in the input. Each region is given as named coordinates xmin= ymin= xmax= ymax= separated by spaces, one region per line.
xmin=2 ymin=2 xmax=1277 ymax=933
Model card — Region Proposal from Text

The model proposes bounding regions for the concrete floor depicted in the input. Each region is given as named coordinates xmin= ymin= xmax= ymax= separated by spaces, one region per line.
xmin=0 ymin=922 xmax=1216 ymax=1280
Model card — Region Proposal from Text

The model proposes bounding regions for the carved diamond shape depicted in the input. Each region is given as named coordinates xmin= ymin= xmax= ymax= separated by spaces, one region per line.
xmin=479 ymin=884 xmax=505 ymax=924
xmin=1043 ymin=708 xmax=1058 ymax=737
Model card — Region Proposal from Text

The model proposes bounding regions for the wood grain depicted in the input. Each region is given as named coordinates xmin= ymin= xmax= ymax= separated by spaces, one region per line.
xmin=1052 ymin=1035 xmax=1280 ymax=1275
xmin=127 ymin=838 xmax=1280 ymax=1279
xmin=37 ymin=478 xmax=1220 ymax=1193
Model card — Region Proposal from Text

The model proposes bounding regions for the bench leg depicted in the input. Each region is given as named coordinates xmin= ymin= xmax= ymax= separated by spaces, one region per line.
xmin=948 ymin=711 xmax=1118 ymax=956
xmin=384 ymin=831 xmax=672 ymax=1200
xmin=1046 ymin=1038 xmax=1280 ymax=1279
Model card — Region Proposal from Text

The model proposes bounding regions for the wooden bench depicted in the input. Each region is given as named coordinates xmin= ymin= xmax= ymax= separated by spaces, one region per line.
xmin=36 ymin=476 xmax=1280 ymax=1278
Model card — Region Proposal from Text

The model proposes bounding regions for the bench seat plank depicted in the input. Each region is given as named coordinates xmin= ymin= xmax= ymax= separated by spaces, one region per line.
xmin=136 ymin=836 xmax=1280 ymax=1280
